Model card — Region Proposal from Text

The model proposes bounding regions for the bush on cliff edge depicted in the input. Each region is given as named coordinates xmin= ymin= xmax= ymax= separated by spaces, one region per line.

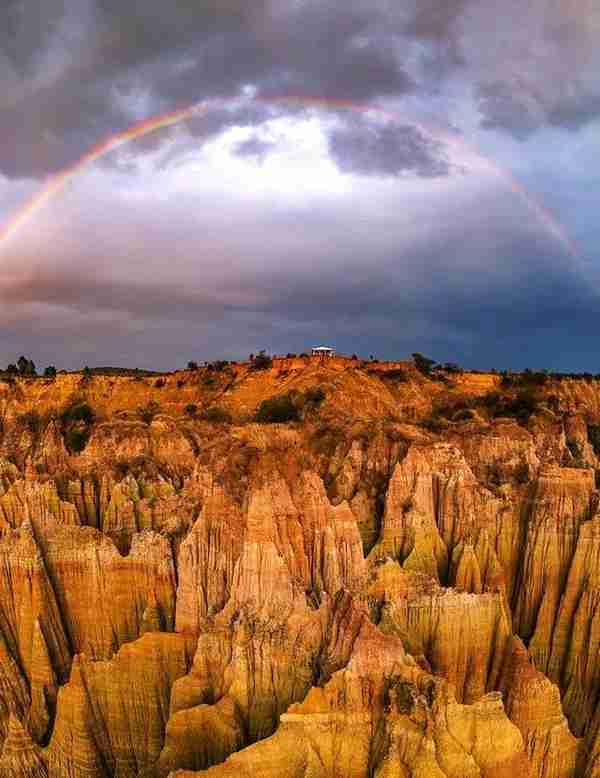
xmin=255 ymin=394 xmax=300 ymax=423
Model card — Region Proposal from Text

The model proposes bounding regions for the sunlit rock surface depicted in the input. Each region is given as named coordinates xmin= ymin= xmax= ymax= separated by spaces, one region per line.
xmin=0 ymin=359 xmax=598 ymax=776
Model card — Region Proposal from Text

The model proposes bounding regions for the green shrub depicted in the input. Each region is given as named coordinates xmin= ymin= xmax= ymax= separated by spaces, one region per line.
xmin=18 ymin=410 xmax=42 ymax=435
xmin=61 ymin=402 xmax=95 ymax=426
xmin=442 ymin=362 xmax=462 ymax=374
xmin=138 ymin=401 xmax=160 ymax=425
xmin=59 ymin=401 xmax=95 ymax=453
xmin=382 ymin=368 xmax=409 ymax=382
xmin=201 ymin=406 xmax=232 ymax=424
xmin=515 ymin=462 xmax=530 ymax=484
xmin=65 ymin=427 xmax=90 ymax=453
xmin=185 ymin=403 xmax=198 ymax=417
xmin=501 ymin=370 xmax=548 ymax=388
xmin=588 ymin=425 xmax=600 ymax=458
xmin=412 ymin=353 xmax=436 ymax=375
xmin=494 ymin=390 xmax=537 ymax=423
xmin=420 ymin=415 xmax=444 ymax=433
xmin=255 ymin=394 xmax=299 ymax=423
xmin=481 ymin=391 xmax=502 ymax=408
xmin=17 ymin=356 xmax=36 ymax=376
xmin=304 ymin=386 xmax=326 ymax=405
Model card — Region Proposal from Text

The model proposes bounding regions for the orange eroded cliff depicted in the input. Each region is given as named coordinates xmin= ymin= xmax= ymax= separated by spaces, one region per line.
xmin=0 ymin=361 xmax=599 ymax=776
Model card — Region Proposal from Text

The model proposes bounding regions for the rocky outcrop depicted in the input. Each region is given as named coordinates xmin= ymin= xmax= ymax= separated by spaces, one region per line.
xmin=173 ymin=622 xmax=531 ymax=778
xmin=380 ymin=586 xmax=511 ymax=703
xmin=46 ymin=634 xmax=195 ymax=777
xmin=514 ymin=467 xmax=595 ymax=661
xmin=500 ymin=638 xmax=580 ymax=778
xmin=543 ymin=517 xmax=600 ymax=736
xmin=0 ymin=714 xmax=47 ymax=778
xmin=40 ymin=526 xmax=177 ymax=659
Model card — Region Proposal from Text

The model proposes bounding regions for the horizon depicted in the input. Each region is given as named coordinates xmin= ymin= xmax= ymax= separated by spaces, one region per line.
xmin=3 ymin=350 xmax=600 ymax=378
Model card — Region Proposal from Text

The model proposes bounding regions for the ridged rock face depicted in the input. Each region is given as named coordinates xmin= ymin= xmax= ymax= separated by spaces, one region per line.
xmin=46 ymin=634 xmax=195 ymax=777
xmin=545 ymin=517 xmax=600 ymax=736
xmin=0 ymin=714 xmax=47 ymax=778
xmin=514 ymin=467 xmax=595 ymax=654
xmin=0 ymin=523 xmax=70 ymax=743
xmin=500 ymin=638 xmax=581 ymax=778
xmin=40 ymin=526 xmax=177 ymax=660
xmin=4 ymin=365 xmax=600 ymax=777
xmin=450 ymin=419 xmax=540 ymax=484
xmin=0 ymin=479 xmax=80 ymax=532
xmin=175 ymin=623 xmax=530 ymax=778
xmin=380 ymin=587 xmax=511 ymax=703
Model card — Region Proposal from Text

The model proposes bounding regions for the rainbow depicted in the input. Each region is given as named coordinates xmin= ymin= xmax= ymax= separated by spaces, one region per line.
xmin=0 ymin=95 xmax=581 ymax=261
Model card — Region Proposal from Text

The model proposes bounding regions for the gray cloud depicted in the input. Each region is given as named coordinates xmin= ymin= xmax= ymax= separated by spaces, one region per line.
xmin=2 ymin=0 xmax=600 ymax=181
xmin=328 ymin=116 xmax=452 ymax=178
xmin=232 ymin=136 xmax=278 ymax=163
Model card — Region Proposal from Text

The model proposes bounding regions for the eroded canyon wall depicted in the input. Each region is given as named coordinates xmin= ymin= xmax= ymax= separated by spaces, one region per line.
xmin=0 ymin=360 xmax=599 ymax=776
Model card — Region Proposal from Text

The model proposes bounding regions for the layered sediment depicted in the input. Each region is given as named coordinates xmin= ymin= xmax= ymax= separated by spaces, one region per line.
xmin=0 ymin=360 xmax=599 ymax=776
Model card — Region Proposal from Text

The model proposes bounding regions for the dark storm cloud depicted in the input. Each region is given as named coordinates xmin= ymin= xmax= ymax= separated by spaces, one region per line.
xmin=477 ymin=84 xmax=544 ymax=140
xmin=0 ymin=226 xmax=593 ymax=373
xmin=477 ymin=80 xmax=600 ymax=139
xmin=0 ymin=0 xmax=412 ymax=178
xmin=2 ymin=0 xmax=600 ymax=180
xmin=328 ymin=118 xmax=452 ymax=178
xmin=0 ymin=272 xmax=239 ymax=320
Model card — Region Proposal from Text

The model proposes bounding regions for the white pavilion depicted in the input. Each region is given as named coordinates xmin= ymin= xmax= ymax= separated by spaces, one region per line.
xmin=311 ymin=346 xmax=336 ymax=357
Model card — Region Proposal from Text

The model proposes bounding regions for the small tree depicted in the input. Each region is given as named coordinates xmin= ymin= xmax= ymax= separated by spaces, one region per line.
xmin=412 ymin=353 xmax=436 ymax=375
xmin=187 ymin=361 xmax=198 ymax=371
xmin=17 ymin=356 xmax=36 ymax=376
xmin=443 ymin=362 xmax=461 ymax=374
xmin=6 ymin=364 xmax=18 ymax=375
xmin=251 ymin=350 xmax=273 ymax=371
xmin=44 ymin=366 xmax=57 ymax=379
xmin=138 ymin=401 xmax=160 ymax=425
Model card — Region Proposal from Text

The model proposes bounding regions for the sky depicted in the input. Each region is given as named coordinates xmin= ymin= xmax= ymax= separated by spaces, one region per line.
xmin=1 ymin=0 xmax=600 ymax=372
